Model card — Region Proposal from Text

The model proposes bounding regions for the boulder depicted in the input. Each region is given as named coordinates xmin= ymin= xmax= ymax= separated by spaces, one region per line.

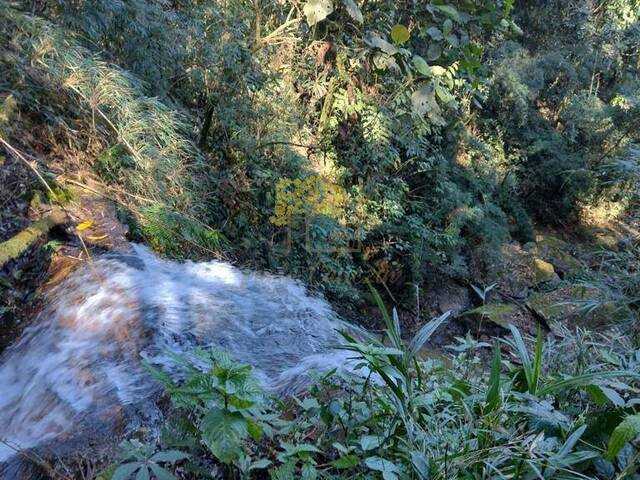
xmin=533 ymin=258 xmax=558 ymax=284
xmin=534 ymin=235 xmax=584 ymax=274
xmin=462 ymin=303 xmax=516 ymax=329
xmin=526 ymin=286 xmax=633 ymax=332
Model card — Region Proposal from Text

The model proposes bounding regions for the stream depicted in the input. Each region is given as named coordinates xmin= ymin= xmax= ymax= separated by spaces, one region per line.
xmin=0 ymin=245 xmax=350 ymax=469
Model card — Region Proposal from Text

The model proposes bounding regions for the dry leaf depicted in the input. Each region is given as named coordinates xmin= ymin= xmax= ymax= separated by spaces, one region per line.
xmin=87 ymin=234 xmax=108 ymax=241
xmin=76 ymin=220 xmax=94 ymax=230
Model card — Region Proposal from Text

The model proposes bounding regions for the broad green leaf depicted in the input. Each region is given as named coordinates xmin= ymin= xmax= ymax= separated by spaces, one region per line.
xmin=364 ymin=32 xmax=399 ymax=55
xmin=200 ymin=408 xmax=248 ymax=463
xmin=149 ymin=450 xmax=189 ymax=463
xmin=427 ymin=43 xmax=442 ymax=60
xmin=332 ymin=454 xmax=360 ymax=469
xmin=365 ymin=457 xmax=400 ymax=479
xmin=360 ymin=435 xmax=382 ymax=451
xmin=278 ymin=443 xmax=322 ymax=460
xmin=301 ymin=462 xmax=318 ymax=480
xmin=247 ymin=419 xmax=263 ymax=442
xmin=342 ymin=0 xmax=363 ymax=23
xmin=413 ymin=55 xmax=431 ymax=76
xmin=435 ymin=84 xmax=452 ymax=103
xmin=443 ymin=19 xmax=453 ymax=35
xmin=227 ymin=395 xmax=255 ymax=409
xmin=430 ymin=65 xmax=446 ymax=76
xmin=271 ymin=460 xmax=296 ymax=480
xmin=426 ymin=26 xmax=443 ymax=40
xmin=434 ymin=4 xmax=461 ymax=22
xmin=148 ymin=464 xmax=176 ymax=480
xmin=411 ymin=85 xmax=440 ymax=116
xmin=112 ymin=463 xmax=141 ymax=480
xmin=303 ymin=0 xmax=334 ymax=26
xmin=606 ymin=414 xmax=640 ymax=460
xmin=512 ymin=399 xmax=571 ymax=432
xmin=299 ymin=397 xmax=321 ymax=410
xmin=586 ymin=384 xmax=625 ymax=407
xmin=409 ymin=450 xmax=429 ymax=479
xmin=135 ymin=467 xmax=149 ymax=480
xmin=248 ymin=458 xmax=272 ymax=471
xmin=390 ymin=24 xmax=410 ymax=45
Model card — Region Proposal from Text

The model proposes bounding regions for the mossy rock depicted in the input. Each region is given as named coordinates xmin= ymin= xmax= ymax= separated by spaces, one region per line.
xmin=534 ymin=235 xmax=584 ymax=274
xmin=463 ymin=303 xmax=516 ymax=328
xmin=526 ymin=290 xmax=578 ymax=328
xmin=533 ymin=258 xmax=558 ymax=284
xmin=526 ymin=286 xmax=632 ymax=331
xmin=583 ymin=302 xmax=634 ymax=327
xmin=591 ymin=230 xmax=623 ymax=252
xmin=577 ymin=225 xmax=625 ymax=252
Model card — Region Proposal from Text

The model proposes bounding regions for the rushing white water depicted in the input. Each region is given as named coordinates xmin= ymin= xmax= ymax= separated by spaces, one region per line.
xmin=0 ymin=245 xmax=350 ymax=462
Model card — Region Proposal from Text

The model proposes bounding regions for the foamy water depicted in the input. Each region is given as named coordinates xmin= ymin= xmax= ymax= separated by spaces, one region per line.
xmin=0 ymin=245 xmax=350 ymax=461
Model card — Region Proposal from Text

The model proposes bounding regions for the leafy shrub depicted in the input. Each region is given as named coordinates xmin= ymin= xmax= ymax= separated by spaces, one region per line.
xmin=113 ymin=297 xmax=640 ymax=479
xmin=3 ymin=0 xmax=640 ymax=299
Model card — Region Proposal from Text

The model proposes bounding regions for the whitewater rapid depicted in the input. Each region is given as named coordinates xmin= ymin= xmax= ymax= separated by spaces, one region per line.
xmin=0 ymin=245 xmax=350 ymax=462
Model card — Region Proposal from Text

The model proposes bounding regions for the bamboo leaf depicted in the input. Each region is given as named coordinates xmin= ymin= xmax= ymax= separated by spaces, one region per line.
xmin=606 ymin=414 xmax=640 ymax=461
xmin=485 ymin=341 xmax=502 ymax=412
xmin=408 ymin=311 xmax=449 ymax=358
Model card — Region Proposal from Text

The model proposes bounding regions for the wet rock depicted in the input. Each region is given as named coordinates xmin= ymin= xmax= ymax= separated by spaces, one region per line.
xmin=64 ymin=183 xmax=129 ymax=249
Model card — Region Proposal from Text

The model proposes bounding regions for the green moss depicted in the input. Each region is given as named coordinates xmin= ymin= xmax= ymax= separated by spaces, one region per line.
xmin=583 ymin=302 xmax=634 ymax=327
xmin=0 ymin=209 xmax=66 ymax=266
xmin=526 ymin=286 xmax=632 ymax=330
xmin=463 ymin=303 xmax=516 ymax=328
xmin=42 ymin=177 xmax=74 ymax=205
xmin=526 ymin=291 xmax=575 ymax=326
xmin=535 ymin=235 xmax=584 ymax=273
xmin=533 ymin=258 xmax=557 ymax=284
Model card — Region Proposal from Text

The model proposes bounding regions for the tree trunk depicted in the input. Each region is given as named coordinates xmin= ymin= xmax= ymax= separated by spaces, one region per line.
xmin=0 ymin=209 xmax=67 ymax=268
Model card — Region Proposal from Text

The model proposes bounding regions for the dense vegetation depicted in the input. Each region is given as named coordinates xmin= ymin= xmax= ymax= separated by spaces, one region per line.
xmin=1 ymin=0 xmax=640 ymax=478
xmin=2 ymin=0 xmax=640 ymax=297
